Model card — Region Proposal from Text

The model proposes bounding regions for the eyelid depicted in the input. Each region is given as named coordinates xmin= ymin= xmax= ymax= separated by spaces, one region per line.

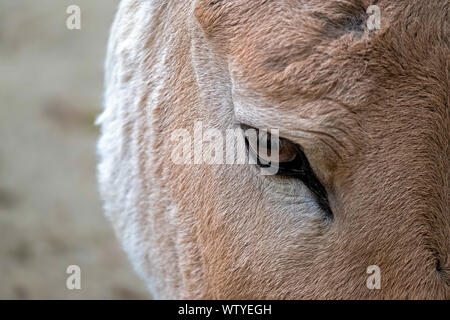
xmin=240 ymin=123 xmax=299 ymax=164
xmin=241 ymin=124 xmax=333 ymax=217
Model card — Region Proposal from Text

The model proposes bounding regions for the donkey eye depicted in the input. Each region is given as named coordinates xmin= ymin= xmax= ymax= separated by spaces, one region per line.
xmin=242 ymin=125 xmax=333 ymax=217
xmin=246 ymin=129 xmax=298 ymax=164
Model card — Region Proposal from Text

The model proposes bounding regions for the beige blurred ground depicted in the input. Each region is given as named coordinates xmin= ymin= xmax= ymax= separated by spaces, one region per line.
xmin=0 ymin=0 xmax=150 ymax=299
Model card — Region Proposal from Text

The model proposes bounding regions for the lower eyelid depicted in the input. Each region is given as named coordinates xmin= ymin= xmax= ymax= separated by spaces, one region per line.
xmin=249 ymin=145 xmax=333 ymax=216
xmin=259 ymin=172 xmax=312 ymax=197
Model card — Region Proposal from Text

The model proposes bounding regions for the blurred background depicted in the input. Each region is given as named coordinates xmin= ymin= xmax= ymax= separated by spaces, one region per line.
xmin=0 ymin=0 xmax=149 ymax=299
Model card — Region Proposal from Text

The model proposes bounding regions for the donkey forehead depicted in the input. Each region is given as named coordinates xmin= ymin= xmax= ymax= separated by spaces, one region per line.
xmin=196 ymin=0 xmax=448 ymax=145
xmin=197 ymin=0 xmax=447 ymax=96
xmin=221 ymin=3 xmax=447 ymax=116
xmin=196 ymin=1 xmax=371 ymax=106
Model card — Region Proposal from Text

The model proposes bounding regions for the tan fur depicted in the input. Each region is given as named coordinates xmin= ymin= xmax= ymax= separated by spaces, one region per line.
xmin=97 ymin=0 xmax=449 ymax=299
